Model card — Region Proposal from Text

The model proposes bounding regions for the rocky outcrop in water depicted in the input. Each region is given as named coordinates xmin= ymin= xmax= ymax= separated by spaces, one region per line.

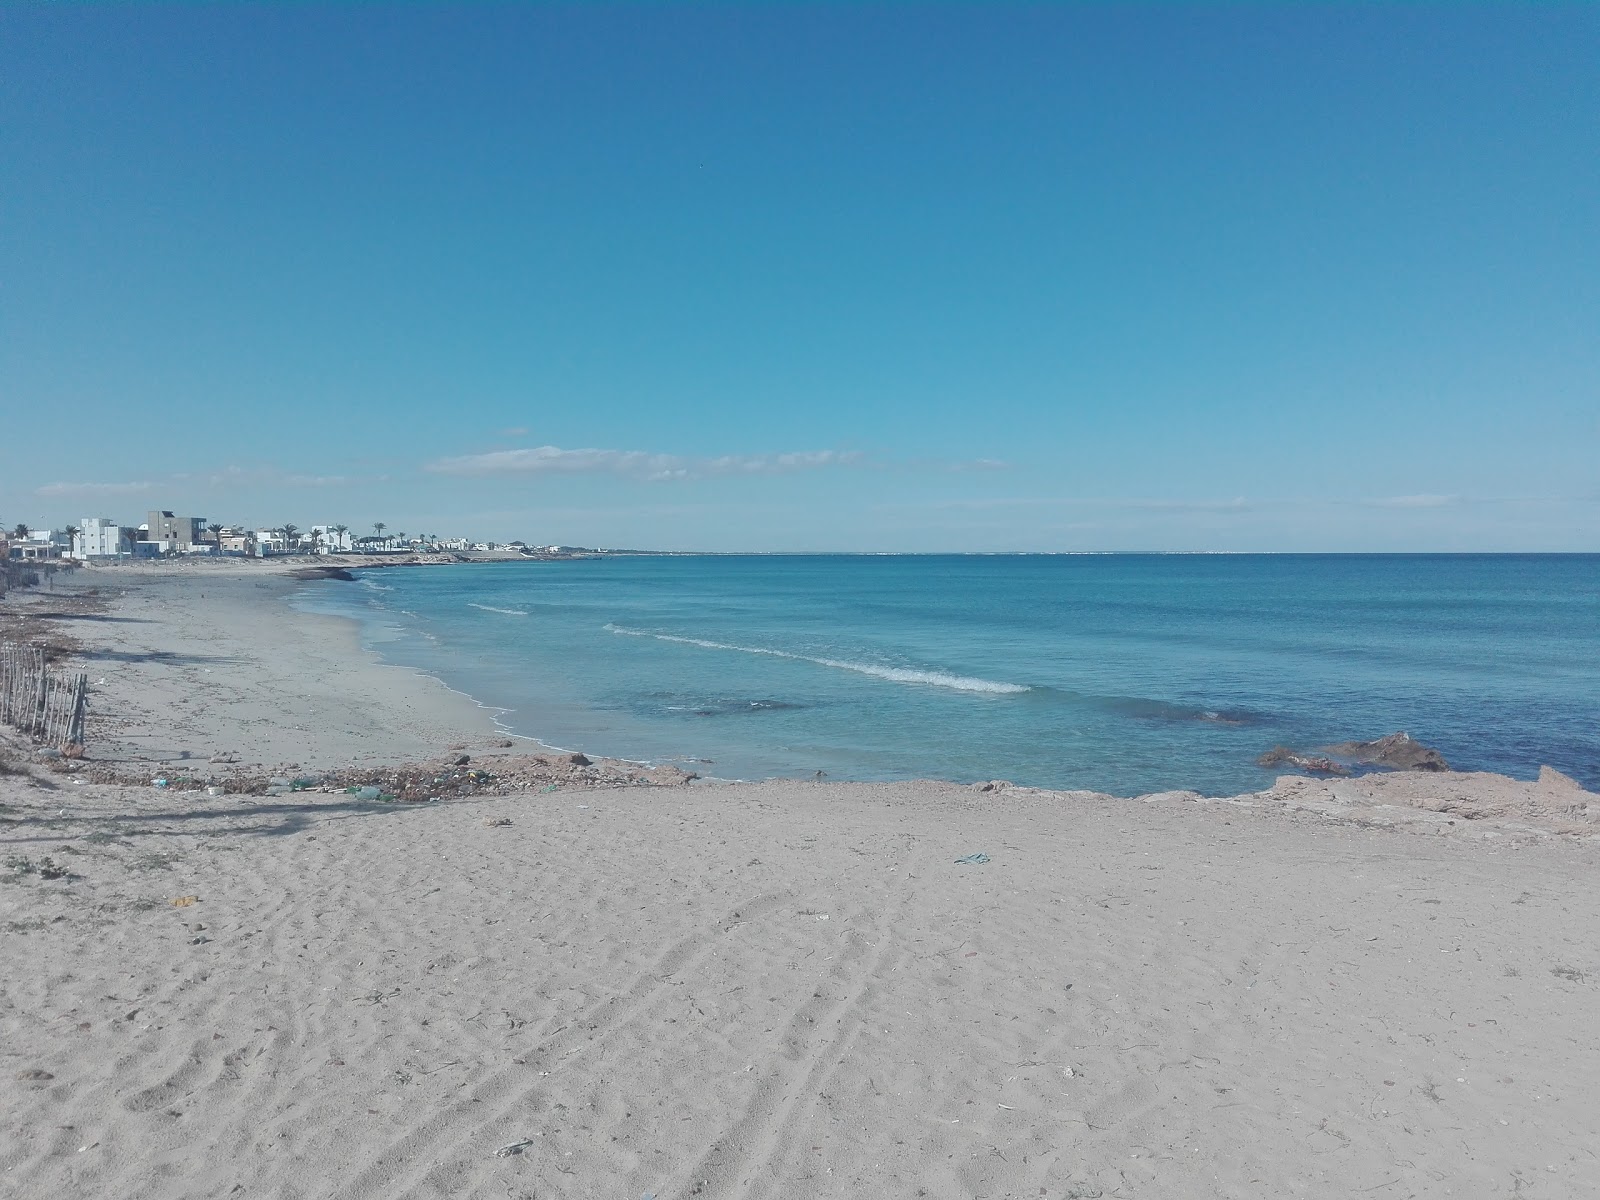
xmin=1322 ymin=732 xmax=1450 ymax=772
xmin=1257 ymin=747 xmax=1351 ymax=776
xmin=289 ymin=565 xmax=356 ymax=582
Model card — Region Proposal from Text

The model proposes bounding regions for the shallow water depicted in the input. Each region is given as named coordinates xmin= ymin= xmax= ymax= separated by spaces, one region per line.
xmin=292 ymin=554 xmax=1600 ymax=795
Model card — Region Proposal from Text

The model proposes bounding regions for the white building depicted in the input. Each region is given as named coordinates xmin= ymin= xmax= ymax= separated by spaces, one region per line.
xmin=311 ymin=525 xmax=353 ymax=553
xmin=73 ymin=517 xmax=127 ymax=560
xmin=27 ymin=529 xmax=71 ymax=549
xmin=256 ymin=529 xmax=288 ymax=555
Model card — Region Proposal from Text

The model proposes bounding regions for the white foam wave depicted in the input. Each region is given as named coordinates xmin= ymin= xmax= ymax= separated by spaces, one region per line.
xmin=469 ymin=602 xmax=529 ymax=616
xmin=358 ymin=578 xmax=394 ymax=592
xmin=606 ymin=625 xmax=1028 ymax=694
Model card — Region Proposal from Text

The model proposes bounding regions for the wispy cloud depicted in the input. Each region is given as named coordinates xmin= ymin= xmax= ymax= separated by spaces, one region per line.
xmin=936 ymin=457 xmax=1009 ymax=473
xmin=1121 ymin=496 xmax=1252 ymax=513
xmin=35 ymin=480 xmax=154 ymax=498
xmin=1363 ymin=493 xmax=1461 ymax=509
xmin=169 ymin=465 xmax=359 ymax=489
xmin=498 ymin=426 xmax=529 ymax=438
xmin=424 ymin=445 xmax=864 ymax=482
xmin=33 ymin=467 xmax=363 ymax=503
xmin=878 ymin=495 xmax=1257 ymax=513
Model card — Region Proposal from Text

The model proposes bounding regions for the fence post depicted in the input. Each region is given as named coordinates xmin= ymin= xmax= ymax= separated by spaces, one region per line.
xmin=68 ymin=673 xmax=87 ymax=746
xmin=0 ymin=641 xmax=88 ymax=748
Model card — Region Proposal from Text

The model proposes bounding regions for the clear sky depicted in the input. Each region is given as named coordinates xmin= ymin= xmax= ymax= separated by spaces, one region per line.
xmin=3 ymin=3 xmax=1596 ymax=551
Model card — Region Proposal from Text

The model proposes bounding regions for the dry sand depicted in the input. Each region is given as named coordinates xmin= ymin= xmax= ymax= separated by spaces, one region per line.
xmin=3 ymin=560 xmax=500 ymax=771
xmin=3 ymin=561 xmax=1598 ymax=1199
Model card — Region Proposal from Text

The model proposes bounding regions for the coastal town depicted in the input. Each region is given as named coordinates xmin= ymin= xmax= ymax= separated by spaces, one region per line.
xmin=2 ymin=508 xmax=593 ymax=566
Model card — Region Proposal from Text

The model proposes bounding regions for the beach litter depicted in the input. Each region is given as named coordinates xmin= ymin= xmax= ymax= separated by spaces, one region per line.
xmin=484 ymin=817 xmax=512 ymax=827
xmin=954 ymin=852 xmax=991 ymax=865
xmin=152 ymin=778 xmax=168 ymax=789
xmin=494 ymin=1138 xmax=535 ymax=1158
xmin=171 ymin=895 xmax=199 ymax=907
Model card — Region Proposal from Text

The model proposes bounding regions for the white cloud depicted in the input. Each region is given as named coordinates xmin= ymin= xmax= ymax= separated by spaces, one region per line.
xmin=35 ymin=480 xmax=154 ymax=498
xmin=424 ymin=445 xmax=864 ymax=481
xmin=168 ymin=465 xmax=357 ymax=489
xmin=32 ymin=467 xmax=359 ymax=503
xmin=878 ymin=495 xmax=1256 ymax=513
xmin=1364 ymin=494 xmax=1461 ymax=509
xmin=1122 ymin=496 xmax=1252 ymax=513
xmin=934 ymin=457 xmax=1010 ymax=473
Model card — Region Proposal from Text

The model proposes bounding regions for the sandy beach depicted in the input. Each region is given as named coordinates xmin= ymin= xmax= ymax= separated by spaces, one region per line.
xmin=1 ymin=560 xmax=501 ymax=772
xmin=3 ymin=561 xmax=1598 ymax=1199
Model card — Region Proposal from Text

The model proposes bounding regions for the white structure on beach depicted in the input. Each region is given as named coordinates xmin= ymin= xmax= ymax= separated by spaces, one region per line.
xmin=311 ymin=525 xmax=353 ymax=553
xmin=73 ymin=517 xmax=127 ymax=560
xmin=27 ymin=529 xmax=71 ymax=550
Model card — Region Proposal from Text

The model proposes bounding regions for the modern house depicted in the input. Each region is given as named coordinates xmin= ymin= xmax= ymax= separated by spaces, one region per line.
xmin=220 ymin=530 xmax=258 ymax=556
xmin=9 ymin=535 xmax=65 ymax=561
xmin=256 ymin=529 xmax=288 ymax=555
xmin=311 ymin=525 xmax=353 ymax=553
xmin=146 ymin=510 xmax=207 ymax=551
xmin=73 ymin=517 xmax=129 ymax=560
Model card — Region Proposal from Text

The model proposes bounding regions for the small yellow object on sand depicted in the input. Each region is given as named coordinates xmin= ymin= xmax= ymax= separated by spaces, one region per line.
xmin=171 ymin=896 xmax=199 ymax=907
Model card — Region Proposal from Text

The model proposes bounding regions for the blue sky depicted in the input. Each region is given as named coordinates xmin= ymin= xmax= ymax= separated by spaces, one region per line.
xmin=3 ymin=3 xmax=1596 ymax=551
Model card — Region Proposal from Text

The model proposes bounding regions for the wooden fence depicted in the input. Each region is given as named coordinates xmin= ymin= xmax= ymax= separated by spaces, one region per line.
xmin=0 ymin=643 xmax=87 ymax=746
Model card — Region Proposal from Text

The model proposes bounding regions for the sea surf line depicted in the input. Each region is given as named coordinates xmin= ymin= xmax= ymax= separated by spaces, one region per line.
xmin=605 ymin=624 xmax=1030 ymax=695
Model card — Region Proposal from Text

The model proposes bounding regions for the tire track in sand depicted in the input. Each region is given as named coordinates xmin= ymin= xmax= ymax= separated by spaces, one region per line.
xmin=337 ymin=890 xmax=791 ymax=1198
xmin=667 ymin=852 xmax=922 ymax=1199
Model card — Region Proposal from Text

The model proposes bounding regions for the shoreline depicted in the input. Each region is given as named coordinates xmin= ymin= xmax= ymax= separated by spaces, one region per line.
xmin=4 ymin=561 xmax=1599 ymax=1198
xmin=0 ymin=557 xmax=1594 ymax=841
xmin=2 ymin=558 xmax=500 ymax=772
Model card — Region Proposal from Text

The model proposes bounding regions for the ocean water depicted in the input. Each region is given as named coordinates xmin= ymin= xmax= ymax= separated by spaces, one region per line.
xmin=292 ymin=554 xmax=1600 ymax=795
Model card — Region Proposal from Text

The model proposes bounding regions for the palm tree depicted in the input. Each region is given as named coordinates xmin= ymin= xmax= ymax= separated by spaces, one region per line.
xmin=332 ymin=523 xmax=349 ymax=553
xmin=306 ymin=528 xmax=323 ymax=555
xmin=281 ymin=524 xmax=299 ymax=553
xmin=373 ymin=521 xmax=386 ymax=539
xmin=12 ymin=523 xmax=27 ymax=540
xmin=207 ymin=522 xmax=223 ymax=547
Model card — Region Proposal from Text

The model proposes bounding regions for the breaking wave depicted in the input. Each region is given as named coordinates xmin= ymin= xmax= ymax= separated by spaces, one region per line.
xmin=606 ymin=625 xmax=1028 ymax=694
xmin=469 ymin=602 xmax=530 ymax=616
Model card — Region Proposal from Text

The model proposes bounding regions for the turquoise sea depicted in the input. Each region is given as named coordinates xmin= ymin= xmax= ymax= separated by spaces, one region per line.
xmin=293 ymin=554 xmax=1600 ymax=796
